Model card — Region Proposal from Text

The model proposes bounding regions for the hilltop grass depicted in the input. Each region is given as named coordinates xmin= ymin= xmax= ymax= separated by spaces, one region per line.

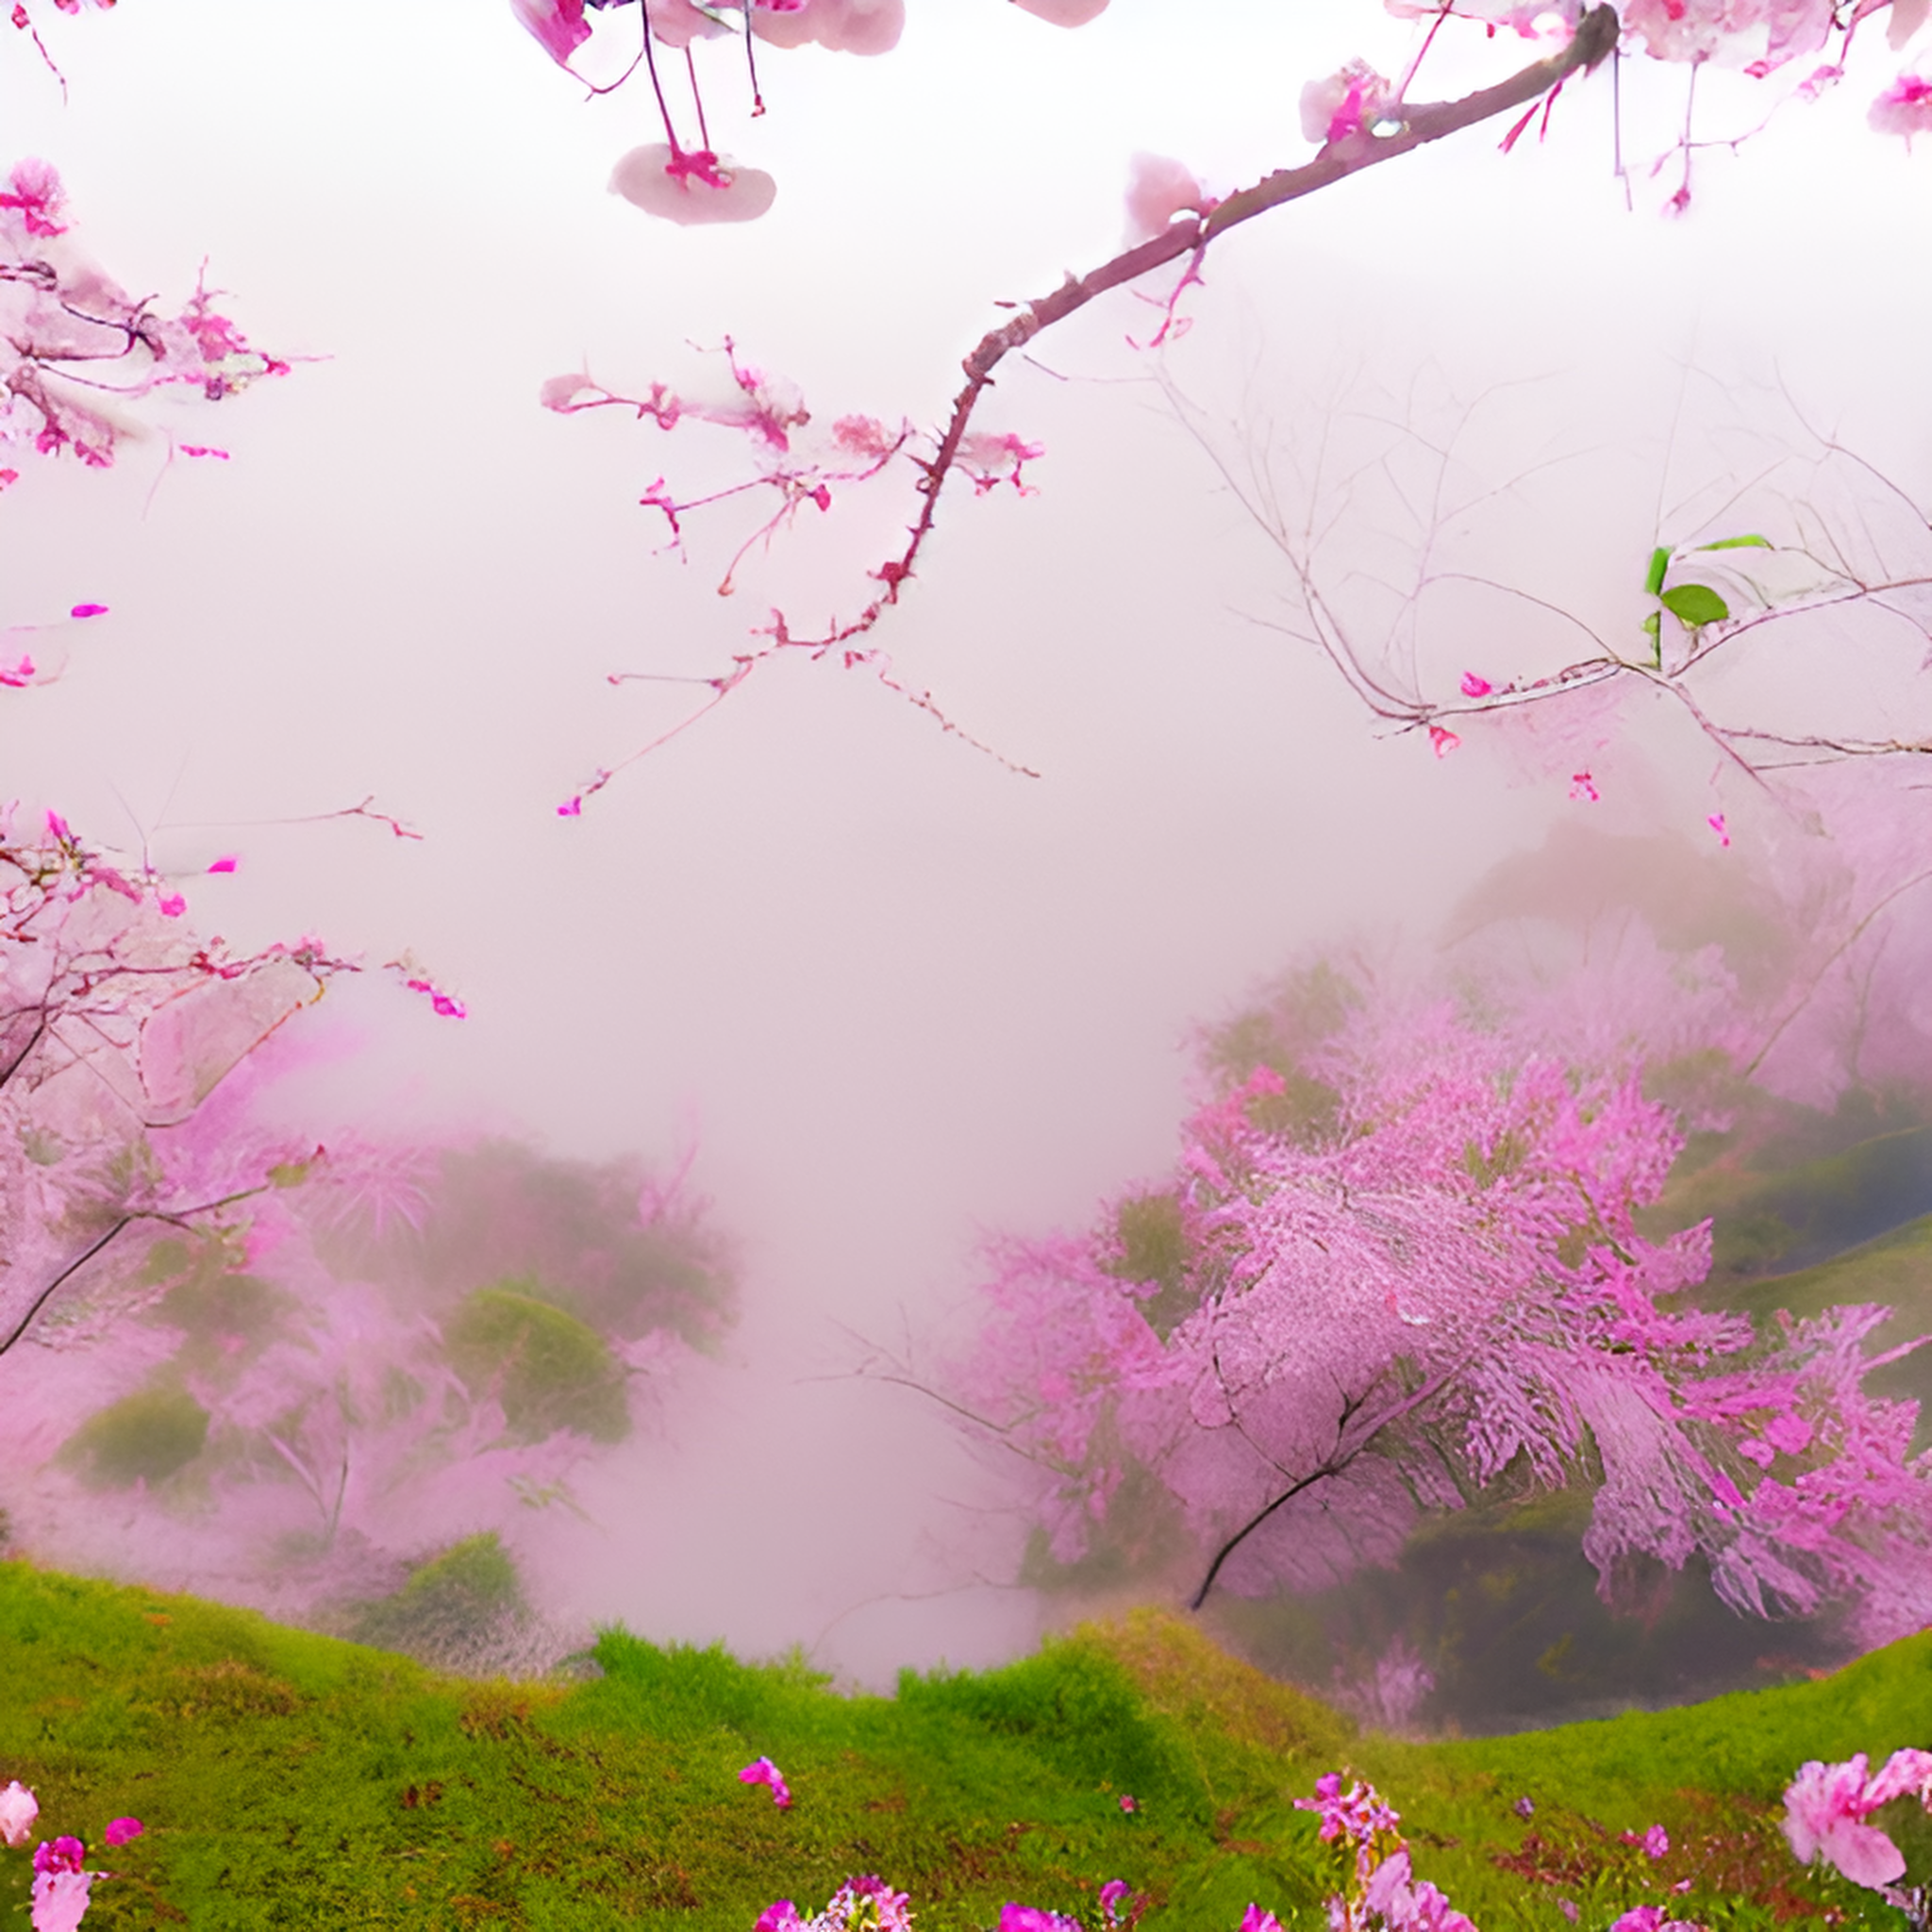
xmin=0 ymin=1560 xmax=1916 ymax=1929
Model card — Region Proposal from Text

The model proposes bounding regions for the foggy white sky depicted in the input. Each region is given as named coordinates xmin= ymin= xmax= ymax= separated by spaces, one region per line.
xmin=2 ymin=0 xmax=1928 ymax=1681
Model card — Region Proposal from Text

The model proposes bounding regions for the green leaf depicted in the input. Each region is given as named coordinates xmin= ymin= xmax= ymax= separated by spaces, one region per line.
xmin=1695 ymin=533 xmax=1772 ymax=551
xmin=1642 ymin=546 xmax=1671 ymax=596
xmin=1659 ymin=583 xmax=1730 ymax=627
xmin=1641 ymin=610 xmax=1661 ymax=665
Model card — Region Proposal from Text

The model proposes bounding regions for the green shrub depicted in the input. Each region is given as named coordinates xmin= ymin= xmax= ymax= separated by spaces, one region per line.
xmin=59 ymin=1386 xmax=209 ymax=1488
xmin=443 ymin=1282 xmax=630 ymax=1443
xmin=345 ymin=1533 xmax=529 ymax=1664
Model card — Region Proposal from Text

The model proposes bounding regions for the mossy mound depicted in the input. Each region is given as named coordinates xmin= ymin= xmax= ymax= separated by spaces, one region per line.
xmin=444 ymin=1282 xmax=630 ymax=1444
xmin=58 ymin=1385 xmax=209 ymax=1489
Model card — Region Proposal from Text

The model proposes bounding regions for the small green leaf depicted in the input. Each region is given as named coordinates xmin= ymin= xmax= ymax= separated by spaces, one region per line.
xmin=1642 ymin=546 xmax=1671 ymax=596
xmin=1695 ymin=533 xmax=1771 ymax=551
xmin=1659 ymin=583 xmax=1730 ymax=627
xmin=1641 ymin=610 xmax=1661 ymax=665
xmin=267 ymin=1159 xmax=312 ymax=1189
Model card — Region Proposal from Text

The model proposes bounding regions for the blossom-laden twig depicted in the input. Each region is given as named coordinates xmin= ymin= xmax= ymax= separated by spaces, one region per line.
xmin=553 ymin=13 xmax=1624 ymax=805
xmin=1 ymin=158 xmax=288 ymax=475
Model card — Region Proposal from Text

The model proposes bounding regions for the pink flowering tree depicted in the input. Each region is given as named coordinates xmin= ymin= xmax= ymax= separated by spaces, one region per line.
xmin=0 ymin=1068 xmax=736 ymax=1644
xmin=917 ymin=962 xmax=1932 ymax=1639
xmin=512 ymin=0 xmax=1932 ymax=805
xmin=0 ymin=810 xmax=351 ymax=1368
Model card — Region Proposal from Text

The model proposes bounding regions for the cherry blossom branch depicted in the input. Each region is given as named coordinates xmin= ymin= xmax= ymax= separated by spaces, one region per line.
xmin=559 ymin=10 xmax=1619 ymax=805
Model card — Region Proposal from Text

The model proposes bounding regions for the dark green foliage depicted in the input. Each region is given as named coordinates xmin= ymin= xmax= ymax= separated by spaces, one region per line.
xmin=344 ymin=1533 xmax=531 ymax=1664
xmin=4 ymin=1560 xmax=1926 ymax=1928
xmin=1108 ymin=1193 xmax=1196 ymax=1340
xmin=1200 ymin=963 xmax=1354 ymax=1146
xmin=418 ymin=1141 xmax=734 ymax=1347
xmin=58 ymin=1385 xmax=209 ymax=1488
xmin=444 ymin=1283 xmax=631 ymax=1444
xmin=1209 ymin=1487 xmax=1848 ymax=1738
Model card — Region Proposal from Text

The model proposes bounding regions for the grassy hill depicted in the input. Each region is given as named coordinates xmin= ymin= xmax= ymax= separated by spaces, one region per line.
xmin=0 ymin=1560 xmax=1917 ymax=1929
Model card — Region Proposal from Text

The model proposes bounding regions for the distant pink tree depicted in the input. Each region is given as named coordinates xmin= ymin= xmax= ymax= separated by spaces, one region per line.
xmin=929 ymin=973 xmax=1932 ymax=1635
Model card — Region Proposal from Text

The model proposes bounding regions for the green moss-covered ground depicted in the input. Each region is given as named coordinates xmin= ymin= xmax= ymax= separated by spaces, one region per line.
xmin=0 ymin=1561 xmax=1923 ymax=1928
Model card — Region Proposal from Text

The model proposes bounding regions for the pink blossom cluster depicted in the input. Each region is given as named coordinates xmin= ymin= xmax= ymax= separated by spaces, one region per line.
xmin=1784 ymin=1748 xmax=1932 ymax=1891
xmin=754 ymin=1873 xmax=911 ymax=1931
xmin=0 ymin=160 xmax=286 ymax=472
xmin=0 ymin=1782 xmax=142 ymax=1932
xmin=1295 ymin=1774 xmax=1477 ymax=1931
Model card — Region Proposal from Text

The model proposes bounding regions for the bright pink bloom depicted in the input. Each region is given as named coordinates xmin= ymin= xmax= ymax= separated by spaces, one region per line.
xmin=1124 ymin=153 xmax=1208 ymax=244
xmin=1866 ymin=1748 xmax=1932 ymax=1807
xmin=1460 ymin=671 xmax=1493 ymax=697
xmin=1641 ymin=1824 xmax=1669 ymax=1858
xmin=739 ymin=1757 xmax=792 ymax=1808
xmin=157 ymin=892 xmax=187 ymax=918
xmin=101 ymin=1818 xmax=142 ymax=1849
xmin=510 ymin=0 xmax=591 ymax=65
xmin=1300 ymin=59 xmax=1393 ymax=145
xmin=207 ymin=855 xmax=238 ymax=874
xmin=1783 ymin=1756 xmax=1907 ymax=1889
xmin=1117 ymin=1793 xmax=1137 ymax=1812
xmin=1571 ymin=771 xmax=1599 ymax=802
xmin=0 ymin=654 xmax=34 ymax=687
xmin=68 ymin=605 xmax=108 ymax=620
xmin=43 ymin=810 xmax=71 ymax=842
xmin=29 ymin=1868 xmax=94 ymax=1932
xmin=1240 ymin=1910 xmax=1283 ymax=1932
xmin=1870 ymin=72 xmax=1932 ymax=143
xmin=1428 ymin=724 xmax=1460 ymax=758
xmin=0 ymin=158 xmax=66 ymax=237
xmin=754 ymin=1906 xmax=803 ymax=1932
xmin=31 ymin=1840 xmax=84 ymax=1877
xmin=1707 ymin=812 xmax=1730 ymax=847
xmin=0 ymin=1781 xmax=37 ymax=1846
xmin=999 ymin=1907 xmax=1084 ymax=1932
xmin=609 ymin=143 xmax=777 ymax=225
xmin=556 ymin=796 xmax=583 ymax=817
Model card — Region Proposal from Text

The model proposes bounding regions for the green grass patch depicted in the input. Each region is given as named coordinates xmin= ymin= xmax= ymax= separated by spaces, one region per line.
xmin=0 ymin=1562 xmax=1921 ymax=1927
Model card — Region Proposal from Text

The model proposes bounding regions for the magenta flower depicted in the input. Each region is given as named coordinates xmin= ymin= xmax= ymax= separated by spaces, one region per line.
xmin=738 ymin=1757 xmax=792 ymax=1808
xmin=753 ymin=1904 xmax=802 ymax=1932
xmin=1428 ymin=724 xmax=1461 ymax=758
xmin=207 ymin=854 xmax=238 ymax=874
xmin=32 ymin=1839 xmax=85 ymax=1877
xmin=1239 ymin=1909 xmax=1283 ymax=1932
xmin=999 ymin=1907 xmax=1084 ymax=1932
xmin=1460 ymin=671 xmax=1493 ymax=697
xmin=1117 ymin=1793 xmax=1137 ymax=1813
xmin=0 ymin=1781 xmax=38 ymax=1846
xmin=1706 ymin=811 xmax=1729 ymax=848
xmin=68 ymin=604 xmax=108 ymax=620
xmin=1570 ymin=771 xmax=1600 ymax=803
xmin=101 ymin=1818 xmax=142 ymax=1850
